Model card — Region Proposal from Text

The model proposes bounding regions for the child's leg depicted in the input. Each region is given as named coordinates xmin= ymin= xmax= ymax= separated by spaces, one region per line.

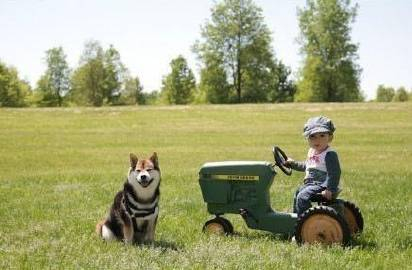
xmin=292 ymin=186 xmax=303 ymax=214
xmin=295 ymin=185 xmax=324 ymax=216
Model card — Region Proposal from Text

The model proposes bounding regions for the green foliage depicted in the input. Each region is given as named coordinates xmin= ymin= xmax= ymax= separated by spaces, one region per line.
xmin=35 ymin=47 xmax=71 ymax=107
xmin=103 ymin=45 xmax=128 ymax=104
xmin=376 ymin=85 xmax=410 ymax=102
xmin=198 ymin=61 xmax=230 ymax=104
xmin=121 ymin=76 xmax=146 ymax=105
xmin=376 ymin=85 xmax=395 ymax=102
xmin=269 ymin=61 xmax=296 ymax=102
xmin=0 ymin=61 xmax=31 ymax=107
xmin=1 ymin=103 xmax=412 ymax=268
xmin=194 ymin=0 xmax=294 ymax=103
xmin=144 ymin=90 xmax=160 ymax=105
xmin=70 ymin=41 xmax=106 ymax=106
xmin=161 ymin=55 xmax=196 ymax=104
xmin=296 ymin=0 xmax=362 ymax=102
xmin=392 ymin=87 xmax=409 ymax=102
xmin=70 ymin=41 xmax=128 ymax=106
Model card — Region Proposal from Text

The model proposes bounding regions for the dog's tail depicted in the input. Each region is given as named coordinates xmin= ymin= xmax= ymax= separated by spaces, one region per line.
xmin=96 ymin=219 xmax=105 ymax=236
xmin=96 ymin=219 xmax=117 ymax=241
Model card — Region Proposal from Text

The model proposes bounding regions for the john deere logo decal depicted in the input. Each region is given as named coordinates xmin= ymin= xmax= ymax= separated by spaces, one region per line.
xmin=211 ymin=175 xmax=259 ymax=181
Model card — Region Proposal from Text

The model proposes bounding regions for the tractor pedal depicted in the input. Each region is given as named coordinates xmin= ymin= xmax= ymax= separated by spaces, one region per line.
xmin=239 ymin=208 xmax=248 ymax=217
xmin=239 ymin=208 xmax=258 ymax=223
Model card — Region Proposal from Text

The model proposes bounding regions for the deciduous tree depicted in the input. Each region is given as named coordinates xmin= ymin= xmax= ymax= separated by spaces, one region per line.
xmin=161 ymin=56 xmax=196 ymax=105
xmin=376 ymin=85 xmax=395 ymax=102
xmin=198 ymin=59 xmax=230 ymax=104
xmin=392 ymin=87 xmax=409 ymax=102
xmin=36 ymin=47 xmax=71 ymax=106
xmin=122 ymin=76 xmax=145 ymax=105
xmin=0 ymin=61 xmax=31 ymax=107
xmin=70 ymin=41 xmax=127 ymax=106
xmin=70 ymin=40 xmax=106 ymax=106
xmin=194 ymin=0 xmax=293 ymax=103
xmin=296 ymin=0 xmax=362 ymax=102
xmin=103 ymin=45 xmax=127 ymax=104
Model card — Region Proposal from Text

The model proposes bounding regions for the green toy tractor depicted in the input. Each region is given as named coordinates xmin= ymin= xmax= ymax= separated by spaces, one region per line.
xmin=199 ymin=146 xmax=363 ymax=245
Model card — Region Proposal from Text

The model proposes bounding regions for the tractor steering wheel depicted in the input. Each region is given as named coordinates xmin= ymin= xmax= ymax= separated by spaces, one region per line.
xmin=273 ymin=146 xmax=292 ymax=176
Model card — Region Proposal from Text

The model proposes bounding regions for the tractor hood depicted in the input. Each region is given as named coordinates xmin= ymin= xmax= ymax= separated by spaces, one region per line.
xmin=199 ymin=161 xmax=275 ymax=180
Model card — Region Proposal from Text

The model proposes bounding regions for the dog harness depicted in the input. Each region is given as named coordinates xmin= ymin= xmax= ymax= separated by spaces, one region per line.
xmin=123 ymin=183 xmax=159 ymax=219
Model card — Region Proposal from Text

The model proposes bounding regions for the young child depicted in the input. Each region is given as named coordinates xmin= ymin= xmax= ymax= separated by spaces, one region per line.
xmin=285 ymin=116 xmax=341 ymax=216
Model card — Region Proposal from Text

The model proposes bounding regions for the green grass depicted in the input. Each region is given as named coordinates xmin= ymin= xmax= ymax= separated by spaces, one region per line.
xmin=1 ymin=103 xmax=411 ymax=269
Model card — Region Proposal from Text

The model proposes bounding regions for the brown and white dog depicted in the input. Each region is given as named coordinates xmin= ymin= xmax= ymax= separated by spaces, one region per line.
xmin=96 ymin=152 xmax=160 ymax=244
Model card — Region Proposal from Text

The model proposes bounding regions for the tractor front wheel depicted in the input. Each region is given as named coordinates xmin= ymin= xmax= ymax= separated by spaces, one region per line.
xmin=295 ymin=206 xmax=350 ymax=246
xmin=203 ymin=216 xmax=233 ymax=235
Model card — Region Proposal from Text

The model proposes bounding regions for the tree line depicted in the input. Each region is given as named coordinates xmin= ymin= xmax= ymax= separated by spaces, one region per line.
xmin=376 ymin=85 xmax=410 ymax=102
xmin=1 ymin=0 xmax=410 ymax=107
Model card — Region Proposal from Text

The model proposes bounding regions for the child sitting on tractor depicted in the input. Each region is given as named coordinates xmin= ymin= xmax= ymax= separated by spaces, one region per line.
xmin=285 ymin=116 xmax=341 ymax=216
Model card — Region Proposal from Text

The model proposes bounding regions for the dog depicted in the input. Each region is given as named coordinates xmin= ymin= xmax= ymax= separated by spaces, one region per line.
xmin=96 ymin=152 xmax=160 ymax=244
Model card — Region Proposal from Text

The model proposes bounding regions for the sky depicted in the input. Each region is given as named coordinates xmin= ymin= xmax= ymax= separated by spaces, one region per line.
xmin=0 ymin=0 xmax=411 ymax=100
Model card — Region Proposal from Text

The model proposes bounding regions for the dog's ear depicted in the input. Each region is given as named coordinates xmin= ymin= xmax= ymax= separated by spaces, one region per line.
xmin=130 ymin=153 xmax=138 ymax=168
xmin=150 ymin=152 xmax=159 ymax=169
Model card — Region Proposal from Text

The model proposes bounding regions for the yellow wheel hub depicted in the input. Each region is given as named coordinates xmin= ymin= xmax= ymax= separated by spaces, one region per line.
xmin=204 ymin=222 xmax=225 ymax=235
xmin=301 ymin=214 xmax=343 ymax=245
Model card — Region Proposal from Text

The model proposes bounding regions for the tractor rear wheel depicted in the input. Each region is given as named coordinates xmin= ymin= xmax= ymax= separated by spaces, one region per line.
xmin=342 ymin=200 xmax=364 ymax=236
xmin=295 ymin=206 xmax=350 ymax=246
xmin=203 ymin=216 xmax=233 ymax=235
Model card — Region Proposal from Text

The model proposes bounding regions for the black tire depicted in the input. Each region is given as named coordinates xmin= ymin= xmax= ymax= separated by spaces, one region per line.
xmin=220 ymin=217 xmax=234 ymax=234
xmin=203 ymin=216 xmax=233 ymax=235
xmin=342 ymin=200 xmax=364 ymax=236
xmin=295 ymin=206 xmax=350 ymax=246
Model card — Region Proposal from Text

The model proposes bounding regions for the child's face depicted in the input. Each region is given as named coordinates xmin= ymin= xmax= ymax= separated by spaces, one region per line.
xmin=308 ymin=132 xmax=333 ymax=153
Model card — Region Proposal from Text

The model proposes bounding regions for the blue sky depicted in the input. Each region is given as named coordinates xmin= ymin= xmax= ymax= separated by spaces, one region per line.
xmin=1 ymin=0 xmax=411 ymax=100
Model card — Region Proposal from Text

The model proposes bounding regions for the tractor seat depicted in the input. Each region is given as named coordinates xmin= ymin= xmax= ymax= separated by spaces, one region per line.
xmin=311 ymin=189 xmax=342 ymax=204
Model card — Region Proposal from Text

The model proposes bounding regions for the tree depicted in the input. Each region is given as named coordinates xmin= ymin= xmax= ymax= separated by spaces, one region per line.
xmin=70 ymin=40 xmax=106 ymax=106
xmin=0 ymin=61 xmax=31 ymax=107
xmin=198 ymin=58 xmax=230 ymax=104
xmin=376 ymin=85 xmax=395 ymax=102
xmin=392 ymin=87 xmax=409 ymax=102
xmin=70 ymin=41 xmax=127 ymax=106
xmin=296 ymin=0 xmax=362 ymax=102
xmin=103 ymin=45 xmax=127 ymax=104
xmin=36 ymin=47 xmax=71 ymax=106
xmin=144 ymin=91 xmax=160 ymax=105
xmin=122 ymin=76 xmax=145 ymax=105
xmin=270 ymin=61 xmax=296 ymax=102
xmin=194 ymin=0 xmax=293 ymax=103
xmin=161 ymin=55 xmax=196 ymax=104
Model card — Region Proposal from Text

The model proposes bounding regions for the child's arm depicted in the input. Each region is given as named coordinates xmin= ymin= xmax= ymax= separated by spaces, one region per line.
xmin=285 ymin=158 xmax=306 ymax=172
xmin=324 ymin=151 xmax=341 ymax=194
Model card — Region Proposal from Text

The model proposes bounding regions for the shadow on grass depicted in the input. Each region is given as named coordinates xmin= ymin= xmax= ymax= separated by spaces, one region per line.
xmin=132 ymin=240 xmax=181 ymax=252
xmin=151 ymin=239 xmax=181 ymax=251
xmin=229 ymin=231 xmax=292 ymax=242
xmin=348 ymin=237 xmax=379 ymax=250
xmin=229 ymin=231 xmax=381 ymax=250
xmin=98 ymin=237 xmax=181 ymax=252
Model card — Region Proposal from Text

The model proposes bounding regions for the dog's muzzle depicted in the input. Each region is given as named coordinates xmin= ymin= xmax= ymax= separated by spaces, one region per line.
xmin=138 ymin=174 xmax=152 ymax=187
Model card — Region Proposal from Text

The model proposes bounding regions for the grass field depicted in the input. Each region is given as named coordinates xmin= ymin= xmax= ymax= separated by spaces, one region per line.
xmin=1 ymin=103 xmax=411 ymax=269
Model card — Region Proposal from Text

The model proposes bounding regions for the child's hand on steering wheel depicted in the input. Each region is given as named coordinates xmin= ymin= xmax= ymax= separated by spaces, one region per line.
xmin=321 ymin=189 xmax=333 ymax=200
xmin=284 ymin=158 xmax=294 ymax=167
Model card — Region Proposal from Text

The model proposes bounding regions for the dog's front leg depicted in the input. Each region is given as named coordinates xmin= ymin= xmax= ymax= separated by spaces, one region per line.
xmin=123 ymin=224 xmax=134 ymax=244
xmin=144 ymin=217 xmax=158 ymax=243
xmin=122 ymin=215 xmax=134 ymax=244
